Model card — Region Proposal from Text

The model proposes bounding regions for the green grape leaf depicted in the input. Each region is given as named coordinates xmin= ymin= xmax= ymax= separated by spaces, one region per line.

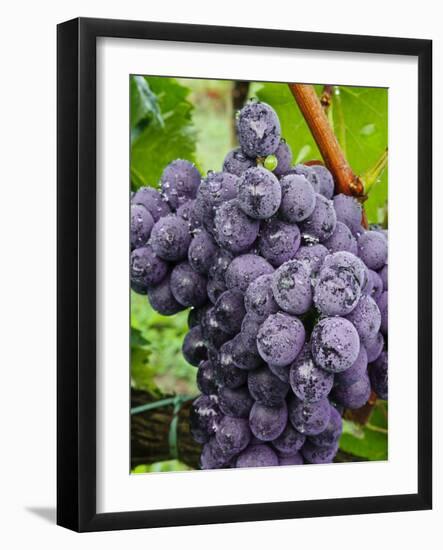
xmin=334 ymin=86 xmax=388 ymax=224
xmin=256 ymin=83 xmax=388 ymax=224
xmin=340 ymin=403 xmax=388 ymax=460
xmin=131 ymin=76 xmax=197 ymax=189
xmin=130 ymin=76 xmax=163 ymax=129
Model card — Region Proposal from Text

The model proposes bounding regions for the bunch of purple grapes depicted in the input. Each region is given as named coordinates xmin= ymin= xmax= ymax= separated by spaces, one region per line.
xmin=131 ymin=100 xmax=388 ymax=469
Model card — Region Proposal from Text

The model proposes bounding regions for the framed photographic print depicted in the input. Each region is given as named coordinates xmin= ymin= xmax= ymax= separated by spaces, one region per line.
xmin=57 ymin=17 xmax=432 ymax=532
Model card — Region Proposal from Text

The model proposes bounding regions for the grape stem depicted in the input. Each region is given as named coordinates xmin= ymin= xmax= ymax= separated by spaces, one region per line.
xmin=288 ymin=83 xmax=364 ymax=198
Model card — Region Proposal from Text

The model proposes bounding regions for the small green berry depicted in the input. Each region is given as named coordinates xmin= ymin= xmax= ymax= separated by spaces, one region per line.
xmin=264 ymin=154 xmax=278 ymax=172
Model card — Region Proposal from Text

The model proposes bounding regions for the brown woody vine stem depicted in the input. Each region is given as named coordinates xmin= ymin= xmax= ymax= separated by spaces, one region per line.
xmin=288 ymin=83 xmax=365 ymax=199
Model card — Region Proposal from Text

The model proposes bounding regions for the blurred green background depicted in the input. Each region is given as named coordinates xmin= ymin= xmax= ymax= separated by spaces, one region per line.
xmin=130 ymin=77 xmax=388 ymax=473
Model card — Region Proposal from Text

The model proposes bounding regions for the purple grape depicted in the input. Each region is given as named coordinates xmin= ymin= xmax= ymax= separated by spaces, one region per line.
xmin=311 ymin=317 xmax=360 ymax=373
xmin=130 ymin=245 xmax=168 ymax=289
xmin=131 ymin=280 xmax=148 ymax=295
xmin=333 ymin=193 xmax=362 ymax=234
xmin=259 ymin=219 xmax=301 ymax=267
xmin=237 ymin=167 xmax=282 ymax=219
xmin=364 ymin=331 xmax=384 ymax=362
xmin=215 ymin=416 xmax=251 ymax=455
xmin=272 ymin=140 xmax=293 ymax=177
xmin=206 ymin=274 xmax=227 ymax=305
xmin=368 ymin=269 xmax=383 ymax=301
xmin=309 ymin=405 xmax=342 ymax=447
xmin=293 ymin=164 xmax=321 ymax=193
xmin=131 ymin=204 xmax=154 ymax=249
xmin=225 ymin=254 xmax=274 ymax=292
xmin=170 ymin=262 xmax=207 ymax=307
xmin=279 ymin=174 xmax=316 ymax=223
xmin=370 ymin=351 xmax=388 ymax=400
xmin=268 ymin=363 xmax=290 ymax=383
xmin=244 ymin=274 xmax=279 ymax=321
xmin=236 ymin=444 xmax=279 ymax=468
xmin=333 ymin=372 xmax=371 ymax=409
xmin=201 ymin=308 xmax=231 ymax=349
xmin=190 ymin=395 xmax=222 ymax=444
xmin=197 ymin=360 xmax=218 ymax=395
xmin=379 ymin=264 xmax=388 ymax=290
xmin=300 ymin=194 xmax=337 ymax=242
xmin=223 ymin=147 xmax=256 ymax=176
xmin=313 ymin=265 xmax=361 ymax=316
xmin=240 ymin=313 xmax=261 ymax=354
xmin=160 ymin=159 xmax=201 ymax=210
xmin=132 ymin=186 xmax=171 ymax=221
xmin=218 ymin=386 xmax=254 ymax=418
xmin=237 ymin=101 xmax=281 ymax=157
xmin=358 ymin=231 xmax=388 ymax=270
xmin=335 ymin=344 xmax=368 ymax=386
xmin=272 ymin=423 xmax=306 ymax=456
xmin=214 ymin=199 xmax=260 ymax=254
xmin=182 ymin=325 xmax=207 ymax=366
xmin=230 ymin=333 xmax=263 ymax=371
xmin=208 ymin=248 xmax=233 ymax=282
xmin=176 ymin=199 xmax=201 ymax=232
xmin=150 ymin=214 xmax=191 ymax=261
xmin=147 ymin=274 xmax=185 ymax=316
xmin=322 ymin=251 xmax=367 ymax=288
xmin=289 ymin=344 xmax=334 ymax=403
xmin=216 ymin=340 xmax=248 ymax=389
xmin=294 ymin=244 xmax=328 ymax=276
xmin=377 ymin=291 xmax=388 ymax=335
xmin=311 ymin=165 xmax=334 ymax=199
xmin=345 ymin=295 xmax=381 ymax=341
xmin=302 ymin=440 xmax=339 ymax=464
xmin=257 ymin=312 xmax=306 ymax=367
xmin=278 ymin=453 xmax=304 ymax=466
xmin=200 ymin=437 xmax=234 ymax=469
xmin=188 ymin=230 xmax=217 ymax=275
xmin=248 ymin=366 xmax=289 ymax=406
xmin=249 ymin=401 xmax=288 ymax=441
xmin=271 ymin=260 xmax=312 ymax=315
xmin=196 ymin=171 xmax=238 ymax=233
xmin=213 ymin=289 xmax=246 ymax=335
xmin=288 ymin=395 xmax=331 ymax=436
xmin=322 ymin=221 xmax=357 ymax=254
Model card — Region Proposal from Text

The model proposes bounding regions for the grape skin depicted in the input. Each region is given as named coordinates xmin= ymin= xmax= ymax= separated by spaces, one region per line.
xmin=279 ymin=174 xmax=316 ymax=223
xmin=150 ymin=214 xmax=191 ymax=261
xmin=237 ymin=167 xmax=282 ymax=220
xmin=249 ymin=401 xmax=288 ymax=442
xmin=259 ymin=218 xmax=301 ymax=267
xmin=333 ymin=372 xmax=371 ymax=409
xmin=160 ymin=159 xmax=201 ymax=210
xmin=311 ymin=317 xmax=360 ymax=373
xmin=130 ymin=245 xmax=168 ymax=290
xmin=170 ymin=262 xmax=208 ymax=307
xmin=223 ymin=147 xmax=255 ymax=176
xmin=289 ymin=345 xmax=334 ymax=403
xmin=244 ymin=274 xmax=279 ymax=321
xmin=131 ymin=204 xmax=154 ymax=249
xmin=132 ymin=186 xmax=171 ymax=221
xmin=256 ymin=312 xmax=306 ymax=367
xmin=271 ymin=260 xmax=312 ymax=315
xmin=236 ymin=444 xmax=279 ymax=468
xmin=213 ymin=199 xmax=260 ymax=253
xmin=248 ymin=365 xmax=289 ymax=407
xmin=237 ymin=102 xmax=281 ymax=157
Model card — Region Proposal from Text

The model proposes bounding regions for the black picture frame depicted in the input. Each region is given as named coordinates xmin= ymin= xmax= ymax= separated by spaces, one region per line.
xmin=57 ymin=17 xmax=432 ymax=532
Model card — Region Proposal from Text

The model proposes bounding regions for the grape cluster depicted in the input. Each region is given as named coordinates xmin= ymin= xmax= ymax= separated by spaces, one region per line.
xmin=131 ymin=100 xmax=388 ymax=469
